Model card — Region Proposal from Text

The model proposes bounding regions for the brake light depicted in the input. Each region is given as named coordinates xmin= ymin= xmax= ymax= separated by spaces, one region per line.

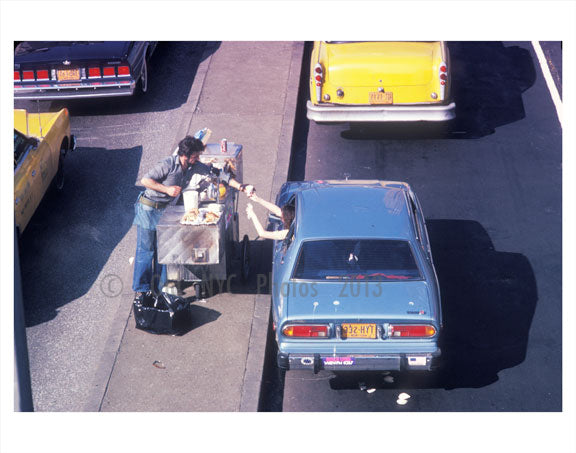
xmin=88 ymin=67 xmax=101 ymax=78
xmin=314 ymin=63 xmax=323 ymax=103
xmin=102 ymin=66 xmax=115 ymax=77
xmin=14 ymin=71 xmax=20 ymax=81
xmin=117 ymin=65 xmax=130 ymax=76
xmin=283 ymin=324 xmax=329 ymax=338
xmin=36 ymin=69 xmax=49 ymax=80
xmin=389 ymin=325 xmax=436 ymax=338
xmin=22 ymin=70 xmax=34 ymax=81
xmin=438 ymin=61 xmax=448 ymax=100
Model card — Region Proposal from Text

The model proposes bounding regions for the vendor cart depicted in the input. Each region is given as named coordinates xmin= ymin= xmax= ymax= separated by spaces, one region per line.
xmin=156 ymin=142 xmax=250 ymax=298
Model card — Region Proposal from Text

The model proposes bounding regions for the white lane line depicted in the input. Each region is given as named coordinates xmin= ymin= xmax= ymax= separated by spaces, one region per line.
xmin=532 ymin=41 xmax=563 ymax=128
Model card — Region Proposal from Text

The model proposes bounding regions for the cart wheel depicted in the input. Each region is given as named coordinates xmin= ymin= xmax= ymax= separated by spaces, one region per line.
xmin=241 ymin=235 xmax=250 ymax=282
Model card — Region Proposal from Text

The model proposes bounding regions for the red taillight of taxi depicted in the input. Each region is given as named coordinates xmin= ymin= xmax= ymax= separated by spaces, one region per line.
xmin=314 ymin=63 xmax=324 ymax=103
xmin=102 ymin=66 xmax=115 ymax=77
xmin=439 ymin=62 xmax=448 ymax=86
xmin=283 ymin=324 xmax=329 ymax=338
xmin=22 ymin=70 xmax=34 ymax=81
xmin=117 ymin=65 xmax=130 ymax=76
xmin=88 ymin=67 xmax=101 ymax=78
xmin=36 ymin=69 xmax=49 ymax=80
xmin=14 ymin=71 xmax=21 ymax=81
xmin=390 ymin=325 xmax=436 ymax=338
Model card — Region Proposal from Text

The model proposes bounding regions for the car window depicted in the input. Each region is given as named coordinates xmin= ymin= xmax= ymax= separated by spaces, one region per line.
xmin=292 ymin=239 xmax=422 ymax=281
xmin=14 ymin=131 xmax=32 ymax=169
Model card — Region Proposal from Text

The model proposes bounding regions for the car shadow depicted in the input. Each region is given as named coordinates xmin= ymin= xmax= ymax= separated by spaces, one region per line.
xmin=19 ymin=146 xmax=143 ymax=327
xmin=328 ymin=219 xmax=538 ymax=392
xmin=340 ymin=41 xmax=536 ymax=140
xmin=14 ymin=42 xmax=221 ymax=115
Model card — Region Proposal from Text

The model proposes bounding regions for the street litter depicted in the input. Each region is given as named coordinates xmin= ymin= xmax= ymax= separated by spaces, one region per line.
xmin=367 ymin=388 xmax=376 ymax=394
xmin=384 ymin=375 xmax=395 ymax=383
xmin=129 ymin=256 xmax=134 ymax=265
xmin=398 ymin=392 xmax=411 ymax=400
xmin=152 ymin=360 xmax=166 ymax=369
xmin=396 ymin=398 xmax=408 ymax=405
xmin=359 ymin=382 xmax=367 ymax=391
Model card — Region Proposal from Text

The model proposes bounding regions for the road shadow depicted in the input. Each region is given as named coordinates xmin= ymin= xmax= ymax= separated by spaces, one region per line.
xmin=19 ymin=146 xmax=143 ymax=326
xmin=14 ymin=42 xmax=221 ymax=115
xmin=340 ymin=41 xmax=536 ymax=140
xmin=327 ymin=219 xmax=538 ymax=392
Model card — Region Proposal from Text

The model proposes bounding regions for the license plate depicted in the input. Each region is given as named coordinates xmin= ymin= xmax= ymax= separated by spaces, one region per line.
xmin=57 ymin=69 xmax=80 ymax=81
xmin=369 ymin=91 xmax=393 ymax=105
xmin=341 ymin=323 xmax=377 ymax=339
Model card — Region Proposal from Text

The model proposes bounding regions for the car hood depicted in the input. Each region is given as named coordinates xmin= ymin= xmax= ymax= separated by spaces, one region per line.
xmin=14 ymin=109 xmax=63 ymax=138
xmin=285 ymin=280 xmax=433 ymax=321
xmin=15 ymin=41 xmax=132 ymax=64
xmin=324 ymin=42 xmax=439 ymax=87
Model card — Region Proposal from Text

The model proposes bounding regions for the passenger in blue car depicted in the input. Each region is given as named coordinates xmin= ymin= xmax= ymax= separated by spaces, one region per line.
xmin=245 ymin=193 xmax=295 ymax=241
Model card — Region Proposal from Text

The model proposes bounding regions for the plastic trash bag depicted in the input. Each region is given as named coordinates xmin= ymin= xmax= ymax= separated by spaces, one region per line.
xmin=133 ymin=292 xmax=191 ymax=335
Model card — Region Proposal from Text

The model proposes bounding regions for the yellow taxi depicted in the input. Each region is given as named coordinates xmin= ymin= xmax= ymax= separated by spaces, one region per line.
xmin=14 ymin=108 xmax=76 ymax=234
xmin=307 ymin=41 xmax=456 ymax=123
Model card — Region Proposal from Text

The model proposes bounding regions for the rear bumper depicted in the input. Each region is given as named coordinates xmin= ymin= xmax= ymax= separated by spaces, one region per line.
xmin=14 ymin=81 xmax=136 ymax=100
xmin=278 ymin=349 xmax=441 ymax=373
xmin=306 ymin=100 xmax=456 ymax=123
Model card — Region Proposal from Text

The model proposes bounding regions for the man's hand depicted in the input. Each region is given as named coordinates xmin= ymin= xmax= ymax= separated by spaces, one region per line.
xmin=165 ymin=185 xmax=182 ymax=197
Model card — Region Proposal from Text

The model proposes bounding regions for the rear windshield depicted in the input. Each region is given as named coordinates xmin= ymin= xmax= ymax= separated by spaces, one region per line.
xmin=292 ymin=240 xmax=422 ymax=281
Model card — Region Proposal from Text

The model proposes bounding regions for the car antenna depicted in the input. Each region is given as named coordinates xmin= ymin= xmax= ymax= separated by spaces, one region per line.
xmin=35 ymin=100 xmax=44 ymax=138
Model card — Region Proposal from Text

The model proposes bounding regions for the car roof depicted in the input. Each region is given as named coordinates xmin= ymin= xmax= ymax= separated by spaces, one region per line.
xmin=295 ymin=182 xmax=415 ymax=240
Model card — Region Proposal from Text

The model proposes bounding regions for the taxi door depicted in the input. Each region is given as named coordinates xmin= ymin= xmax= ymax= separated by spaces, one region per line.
xmin=14 ymin=131 xmax=42 ymax=232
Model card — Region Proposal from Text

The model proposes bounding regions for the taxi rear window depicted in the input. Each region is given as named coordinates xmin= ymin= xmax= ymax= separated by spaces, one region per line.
xmin=292 ymin=239 xmax=422 ymax=281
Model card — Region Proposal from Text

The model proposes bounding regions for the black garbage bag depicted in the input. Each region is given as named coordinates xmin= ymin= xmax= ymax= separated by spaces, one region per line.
xmin=133 ymin=292 xmax=191 ymax=335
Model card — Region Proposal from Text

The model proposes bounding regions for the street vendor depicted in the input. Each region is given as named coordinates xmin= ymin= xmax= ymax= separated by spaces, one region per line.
xmin=132 ymin=135 xmax=253 ymax=303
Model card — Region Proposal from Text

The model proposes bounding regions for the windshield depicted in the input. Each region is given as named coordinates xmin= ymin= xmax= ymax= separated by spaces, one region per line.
xmin=292 ymin=239 xmax=422 ymax=281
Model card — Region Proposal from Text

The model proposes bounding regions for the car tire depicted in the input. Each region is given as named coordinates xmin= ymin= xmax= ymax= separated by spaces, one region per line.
xmin=137 ymin=58 xmax=148 ymax=95
xmin=53 ymin=141 xmax=67 ymax=191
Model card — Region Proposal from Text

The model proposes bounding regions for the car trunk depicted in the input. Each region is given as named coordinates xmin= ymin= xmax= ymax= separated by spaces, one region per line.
xmin=322 ymin=42 xmax=442 ymax=104
xmin=285 ymin=280 xmax=433 ymax=321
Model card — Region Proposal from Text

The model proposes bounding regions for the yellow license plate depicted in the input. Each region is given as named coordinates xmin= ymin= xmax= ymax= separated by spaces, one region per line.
xmin=341 ymin=323 xmax=377 ymax=339
xmin=57 ymin=69 xmax=80 ymax=81
xmin=369 ymin=91 xmax=393 ymax=105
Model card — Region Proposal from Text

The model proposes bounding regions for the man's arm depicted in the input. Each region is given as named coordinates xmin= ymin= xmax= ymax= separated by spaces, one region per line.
xmin=141 ymin=177 xmax=181 ymax=198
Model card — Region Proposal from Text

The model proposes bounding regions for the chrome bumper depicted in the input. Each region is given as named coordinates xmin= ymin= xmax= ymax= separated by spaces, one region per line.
xmin=306 ymin=100 xmax=456 ymax=122
xmin=278 ymin=350 xmax=441 ymax=373
xmin=14 ymin=82 xmax=136 ymax=100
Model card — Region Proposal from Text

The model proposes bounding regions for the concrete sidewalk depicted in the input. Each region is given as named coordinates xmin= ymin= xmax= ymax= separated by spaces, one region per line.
xmin=89 ymin=42 xmax=303 ymax=412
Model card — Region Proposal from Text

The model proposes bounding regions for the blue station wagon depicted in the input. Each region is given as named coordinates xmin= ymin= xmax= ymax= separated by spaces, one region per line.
xmin=269 ymin=180 xmax=442 ymax=373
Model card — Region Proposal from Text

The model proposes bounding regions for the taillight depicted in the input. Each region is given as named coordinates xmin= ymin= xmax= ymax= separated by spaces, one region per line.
xmin=36 ymin=69 xmax=49 ymax=80
xmin=314 ymin=63 xmax=323 ymax=103
xmin=282 ymin=324 xmax=329 ymax=338
xmin=102 ymin=66 xmax=115 ymax=77
xmin=88 ymin=67 xmax=101 ymax=78
xmin=389 ymin=325 xmax=436 ymax=338
xmin=117 ymin=65 xmax=130 ymax=76
xmin=438 ymin=62 xmax=448 ymax=100
xmin=22 ymin=70 xmax=34 ymax=81
xmin=14 ymin=71 xmax=20 ymax=81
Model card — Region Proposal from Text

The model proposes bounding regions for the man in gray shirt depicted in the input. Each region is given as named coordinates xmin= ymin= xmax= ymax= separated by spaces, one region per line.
xmin=132 ymin=135 xmax=250 ymax=302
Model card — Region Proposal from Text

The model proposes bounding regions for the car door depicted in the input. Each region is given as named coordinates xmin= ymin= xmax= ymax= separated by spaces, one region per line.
xmin=14 ymin=131 xmax=40 ymax=232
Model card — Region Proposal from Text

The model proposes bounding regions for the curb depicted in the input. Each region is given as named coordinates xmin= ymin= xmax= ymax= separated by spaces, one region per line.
xmin=239 ymin=41 xmax=305 ymax=411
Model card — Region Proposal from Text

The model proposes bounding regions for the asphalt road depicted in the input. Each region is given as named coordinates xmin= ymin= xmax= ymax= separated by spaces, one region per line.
xmin=271 ymin=41 xmax=563 ymax=412
xmin=16 ymin=42 xmax=211 ymax=411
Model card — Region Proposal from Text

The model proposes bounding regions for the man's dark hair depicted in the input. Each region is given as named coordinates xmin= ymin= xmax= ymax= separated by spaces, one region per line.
xmin=281 ymin=205 xmax=295 ymax=229
xmin=177 ymin=136 xmax=205 ymax=157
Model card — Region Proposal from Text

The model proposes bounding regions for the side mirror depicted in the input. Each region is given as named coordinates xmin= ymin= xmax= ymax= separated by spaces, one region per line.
xmin=267 ymin=213 xmax=282 ymax=230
